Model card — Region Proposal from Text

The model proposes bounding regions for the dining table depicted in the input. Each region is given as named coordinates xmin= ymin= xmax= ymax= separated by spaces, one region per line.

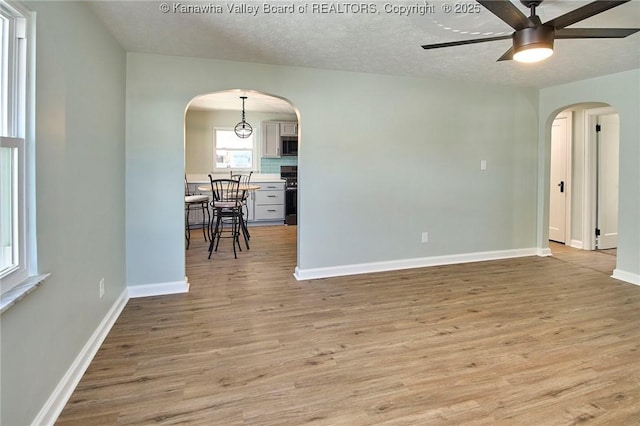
xmin=197 ymin=184 xmax=261 ymax=193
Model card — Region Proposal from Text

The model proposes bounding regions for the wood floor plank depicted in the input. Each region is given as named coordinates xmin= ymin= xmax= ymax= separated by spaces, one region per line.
xmin=56 ymin=228 xmax=640 ymax=424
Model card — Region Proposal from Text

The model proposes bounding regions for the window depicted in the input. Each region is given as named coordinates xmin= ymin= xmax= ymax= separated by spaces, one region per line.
xmin=1 ymin=137 xmax=25 ymax=284
xmin=214 ymin=128 xmax=255 ymax=171
xmin=1 ymin=1 xmax=29 ymax=294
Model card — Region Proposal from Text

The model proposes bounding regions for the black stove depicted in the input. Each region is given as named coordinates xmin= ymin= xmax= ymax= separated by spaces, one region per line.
xmin=280 ymin=165 xmax=297 ymax=188
xmin=280 ymin=166 xmax=297 ymax=225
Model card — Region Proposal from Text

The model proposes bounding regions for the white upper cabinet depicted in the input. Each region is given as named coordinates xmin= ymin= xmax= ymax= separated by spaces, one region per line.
xmin=262 ymin=121 xmax=281 ymax=158
xmin=280 ymin=121 xmax=298 ymax=137
xmin=263 ymin=121 xmax=298 ymax=157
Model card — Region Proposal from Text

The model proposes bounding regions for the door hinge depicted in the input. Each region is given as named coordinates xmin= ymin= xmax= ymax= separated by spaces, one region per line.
xmin=595 ymin=228 xmax=601 ymax=237
xmin=596 ymin=124 xmax=601 ymax=132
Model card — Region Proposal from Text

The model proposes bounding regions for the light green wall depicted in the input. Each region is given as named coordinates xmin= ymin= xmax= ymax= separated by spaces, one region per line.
xmin=185 ymin=109 xmax=297 ymax=174
xmin=0 ymin=2 xmax=126 ymax=425
xmin=126 ymin=52 xmax=539 ymax=286
xmin=539 ymin=70 xmax=640 ymax=278
xmin=0 ymin=2 xmax=635 ymax=423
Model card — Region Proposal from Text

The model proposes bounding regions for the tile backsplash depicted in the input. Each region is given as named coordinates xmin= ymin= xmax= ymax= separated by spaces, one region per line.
xmin=260 ymin=156 xmax=298 ymax=173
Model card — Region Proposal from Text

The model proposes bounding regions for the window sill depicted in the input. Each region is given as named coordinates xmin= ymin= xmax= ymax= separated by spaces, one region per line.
xmin=0 ymin=273 xmax=51 ymax=314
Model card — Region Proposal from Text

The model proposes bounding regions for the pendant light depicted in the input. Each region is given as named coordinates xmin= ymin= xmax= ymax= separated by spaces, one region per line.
xmin=234 ymin=96 xmax=253 ymax=138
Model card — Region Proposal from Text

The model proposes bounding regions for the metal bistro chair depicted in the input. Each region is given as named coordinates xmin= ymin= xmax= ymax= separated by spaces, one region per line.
xmin=208 ymin=176 xmax=243 ymax=259
xmin=185 ymin=176 xmax=210 ymax=249
xmin=230 ymin=170 xmax=253 ymax=248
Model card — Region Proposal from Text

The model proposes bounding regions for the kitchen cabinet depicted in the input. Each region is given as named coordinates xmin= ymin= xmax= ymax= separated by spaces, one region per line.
xmin=243 ymin=191 xmax=255 ymax=221
xmin=262 ymin=121 xmax=281 ymax=158
xmin=262 ymin=120 xmax=298 ymax=157
xmin=253 ymin=181 xmax=285 ymax=222
xmin=280 ymin=121 xmax=298 ymax=137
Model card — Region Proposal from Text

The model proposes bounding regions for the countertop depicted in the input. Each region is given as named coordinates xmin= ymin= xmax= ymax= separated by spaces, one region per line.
xmin=186 ymin=173 xmax=284 ymax=184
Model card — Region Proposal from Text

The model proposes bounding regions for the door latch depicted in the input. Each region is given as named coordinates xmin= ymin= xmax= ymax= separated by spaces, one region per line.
xmin=558 ymin=181 xmax=565 ymax=193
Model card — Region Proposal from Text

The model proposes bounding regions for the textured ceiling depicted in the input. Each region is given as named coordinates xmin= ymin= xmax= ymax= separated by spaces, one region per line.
xmin=90 ymin=0 xmax=640 ymax=89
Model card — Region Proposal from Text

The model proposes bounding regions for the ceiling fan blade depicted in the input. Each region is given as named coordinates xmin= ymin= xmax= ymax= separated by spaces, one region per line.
xmin=496 ymin=47 xmax=514 ymax=62
xmin=555 ymin=28 xmax=640 ymax=39
xmin=422 ymin=35 xmax=512 ymax=50
xmin=546 ymin=1 xmax=631 ymax=29
xmin=477 ymin=0 xmax=534 ymax=30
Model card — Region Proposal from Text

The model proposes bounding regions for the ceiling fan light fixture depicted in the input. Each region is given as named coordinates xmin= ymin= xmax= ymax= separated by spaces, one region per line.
xmin=234 ymin=96 xmax=253 ymax=138
xmin=513 ymin=46 xmax=554 ymax=63
xmin=513 ymin=26 xmax=554 ymax=63
xmin=422 ymin=1 xmax=640 ymax=64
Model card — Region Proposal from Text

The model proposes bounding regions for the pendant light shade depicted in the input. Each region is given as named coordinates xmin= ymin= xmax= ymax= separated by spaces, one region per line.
xmin=234 ymin=96 xmax=253 ymax=138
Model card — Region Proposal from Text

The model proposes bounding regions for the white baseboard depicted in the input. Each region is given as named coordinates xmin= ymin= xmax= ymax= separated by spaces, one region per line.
xmin=294 ymin=248 xmax=538 ymax=281
xmin=537 ymin=247 xmax=553 ymax=257
xmin=612 ymin=269 xmax=640 ymax=286
xmin=127 ymin=279 xmax=190 ymax=298
xmin=569 ymin=239 xmax=584 ymax=249
xmin=32 ymin=288 xmax=129 ymax=426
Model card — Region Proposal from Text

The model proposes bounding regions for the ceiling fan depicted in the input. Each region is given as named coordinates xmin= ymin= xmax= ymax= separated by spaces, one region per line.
xmin=421 ymin=0 xmax=640 ymax=63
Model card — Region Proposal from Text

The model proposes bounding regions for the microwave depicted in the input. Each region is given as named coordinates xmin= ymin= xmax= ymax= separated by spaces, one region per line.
xmin=282 ymin=136 xmax=298 ymax=156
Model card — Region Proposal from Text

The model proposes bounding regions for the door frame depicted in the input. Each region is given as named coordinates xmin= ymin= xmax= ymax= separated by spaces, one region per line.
xmin=582 ymin=106 xmax=617 ymax=250
xmin=549 ymin=111 xmax=573 ymax=245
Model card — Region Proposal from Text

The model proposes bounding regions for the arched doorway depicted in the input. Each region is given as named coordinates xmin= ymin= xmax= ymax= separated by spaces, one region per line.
xmin=546 ymin=103 xmax=620 ymax=255
xmin=183 ymin=89 xmax=300 ymax=280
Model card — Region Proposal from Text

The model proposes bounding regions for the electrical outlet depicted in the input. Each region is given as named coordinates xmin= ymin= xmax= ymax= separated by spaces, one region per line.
xmin=99 ymin=278 xmax=105 ymax=298
xmin=480 ymin=160 xmax=487 ymax=170
xmin=421 ymin=232 xmax=429 ymax=243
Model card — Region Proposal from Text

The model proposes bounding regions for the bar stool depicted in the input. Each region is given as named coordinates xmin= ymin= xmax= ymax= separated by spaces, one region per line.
xmin=185 ymin=177 xmax=210 ymax=249
xmin=230 ymin=171 xmax=253 ymax=248
xmin=208 ymin=176 xmax=243 ymax=259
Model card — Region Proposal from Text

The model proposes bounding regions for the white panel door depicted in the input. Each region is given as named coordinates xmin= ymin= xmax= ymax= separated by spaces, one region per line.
xmin=549 ymin=116 xmax=568 ymax=243
xmin=597 ymin=113 xmax=619 ymax=250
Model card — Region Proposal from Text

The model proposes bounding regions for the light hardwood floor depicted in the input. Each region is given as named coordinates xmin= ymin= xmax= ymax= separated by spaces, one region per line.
xmin=57 ymin=229 xmax=640 ymax=425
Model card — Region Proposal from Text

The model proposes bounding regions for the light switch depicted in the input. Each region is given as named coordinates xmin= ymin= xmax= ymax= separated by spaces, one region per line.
xmin=480 ymin=160 xmax=487 ymax=171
